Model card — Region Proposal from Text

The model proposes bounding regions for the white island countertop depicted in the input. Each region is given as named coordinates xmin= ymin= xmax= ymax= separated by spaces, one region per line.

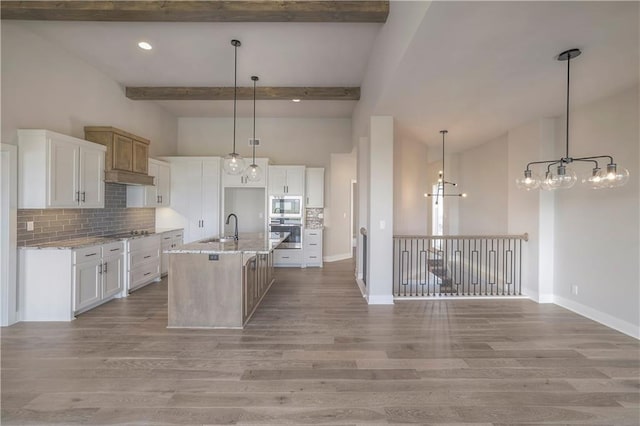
xmin=165 ymin=232 xmax=288 ymax=255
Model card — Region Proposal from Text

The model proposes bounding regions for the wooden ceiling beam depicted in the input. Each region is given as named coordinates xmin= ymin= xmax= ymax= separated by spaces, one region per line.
xmin=1 ymin=1 xmax=389 ymax=23
xmin=125 ymin=86 xmax=360 ymax=101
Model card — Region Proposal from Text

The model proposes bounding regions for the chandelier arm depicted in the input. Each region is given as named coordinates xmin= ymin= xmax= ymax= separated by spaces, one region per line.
xmin=546 ymin=160 xmax=562 ymax=173
xmin=571 ymin=158 xmax=600 ymax=168
xmin=526 ymin=159 xmax=559 ymax=171
xmin=573 ymin=155 xmax=614 ymax=165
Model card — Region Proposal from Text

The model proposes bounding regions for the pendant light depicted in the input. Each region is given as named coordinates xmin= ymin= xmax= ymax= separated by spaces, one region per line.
xmin=516 ymin=48 xmax=629 ymax=191
xmin=245 ymin=75 xmax=262 ymax=182
xmin=425 ymin=130 xmax=467 ymax=205
xmin=222 ymin=39 xmax=247 ymax=176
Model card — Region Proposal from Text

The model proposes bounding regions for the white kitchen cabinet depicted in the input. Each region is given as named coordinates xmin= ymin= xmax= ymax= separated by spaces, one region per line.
xmin=160 ymin=230 xmax=184 ymax=276
xmin=268 ymin=166 xmax=305 ymax=196
xmin=157 ymin=157 xmax=220 ymax=244
xmin=18 ymin=129 xmax=106 ymax=209
xmin=222 ymin=158 xmax=269 ymax=188
xmin=304 ymin=228 xmax=323 ymax=267
xmin=127 ymin=159 xmax=171 ymax=207
xmin=305 ymin=168 xmax=324 ymax=208
xmin=127 ymin=235 xmax=161 ymax=292
xmin=19 ymin=241 xmax=124 ymax=321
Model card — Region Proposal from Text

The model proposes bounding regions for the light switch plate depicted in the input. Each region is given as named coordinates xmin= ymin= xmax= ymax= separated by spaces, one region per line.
xmin=27 ymin=221 xmax=34 ymax=231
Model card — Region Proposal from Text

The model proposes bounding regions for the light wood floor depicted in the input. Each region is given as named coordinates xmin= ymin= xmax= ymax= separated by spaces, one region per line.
xmin=2 ymin=259 xmax=639 ymax=425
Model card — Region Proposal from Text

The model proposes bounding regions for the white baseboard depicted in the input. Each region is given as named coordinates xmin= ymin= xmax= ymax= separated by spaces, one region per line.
xmin=366 ymin=294 xmax=394 ymax=305
xmin=323 ymin=252 xmax=352 ymax=263
xmin=553 ymin=295 xmax=639 ymax=340
xmin=538 ymin=294 xmax=555 ymax=303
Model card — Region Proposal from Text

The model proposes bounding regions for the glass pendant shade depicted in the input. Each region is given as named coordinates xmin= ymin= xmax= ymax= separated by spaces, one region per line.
xmin=540 ymin=171 xmax=560 ymax=191
xmin=246 ymin=163 xmax=262 ymax=182
xmin=516 ymin=170 xmax=541 ymax=191
xmin=551 ymin=165 xmax=577 ymax=189
xmin=582 ymin=167 xmax=605 ymax=189
xmin=600 ymin=163 xmax=629 ymax=188
xmin=223 ymin=153 xmax=246 ymax=175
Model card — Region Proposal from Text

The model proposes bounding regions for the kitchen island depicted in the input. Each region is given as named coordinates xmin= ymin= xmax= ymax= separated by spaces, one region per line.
xmin=165 ymin=232 xmax=287 ymax=328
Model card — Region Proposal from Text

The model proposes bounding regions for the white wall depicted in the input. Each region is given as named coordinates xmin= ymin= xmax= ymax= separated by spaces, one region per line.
xmin=1 ymin=22 xmax=178 ymax=155
xmin=459 ymin=135 xmax=508 ymax=234
xmin=393 ymin=132 xmax=429 ymax=235
xmin=551 ymin=88 xmax=639 ymax=337
xmin=178 ymin=117 xmax=351 ymax=167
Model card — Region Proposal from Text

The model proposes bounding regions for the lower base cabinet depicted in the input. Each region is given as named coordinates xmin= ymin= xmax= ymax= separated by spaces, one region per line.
xmin=19 ymin=241 xmax=125 ymax=321
xmin=160 ymin=230 xmax=184 ymax=276
xmin=303 ymin=229 xmax=323 ymax=268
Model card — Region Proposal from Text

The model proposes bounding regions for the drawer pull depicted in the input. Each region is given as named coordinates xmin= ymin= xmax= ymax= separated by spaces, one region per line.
xmin=144 ymin=272 xmax=152 ymax=276
xmin=144 ymin=255 xmax=152 ymax=259
xmin=110 ymin=248 xmax=120 ymax=252
xmin=309 ymin=243 xmax=317 ymax=246
xmin=163 ymin=237 xmax=171 ymax=240
xmin=85 ymin=253 xmax=97 ymax=257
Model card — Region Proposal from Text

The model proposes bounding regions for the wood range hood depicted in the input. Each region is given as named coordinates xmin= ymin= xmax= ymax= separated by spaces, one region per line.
xmin=84 ymin=126 xmax=154 ymax=186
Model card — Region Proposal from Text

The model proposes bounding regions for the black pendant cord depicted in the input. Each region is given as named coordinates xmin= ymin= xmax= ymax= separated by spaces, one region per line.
xmin=441 ymin=130 xmax=446 ymax=198
xmin=565 ymin=53 xmax=570 ymax=161
xmin=252 ymin=77 xmax=257 ymax=165
xmin=232 ymin=42 xmax=238 ymax=155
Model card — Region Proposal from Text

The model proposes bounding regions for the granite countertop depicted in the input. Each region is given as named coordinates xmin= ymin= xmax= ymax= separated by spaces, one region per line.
xmin=21 ymin=228 xmax=184 ymax=250
xmin=166 ymin=232 xmax=289 ymax=255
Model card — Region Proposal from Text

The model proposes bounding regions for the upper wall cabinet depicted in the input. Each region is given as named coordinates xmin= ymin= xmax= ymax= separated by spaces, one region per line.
xmin=18 ymin=129 xmax=106 ymax=209
xmin=268 ymin=166 xmax=305 ymax=196
xmin=84 ymin=126 xmax=154 ymax=186
xmin=126 ymin=159 xmax=171 ymax=208
xmin=222 ymin=158 xmax=269 ymax=188
xmin=305 ymin=167 xmax=324 ymax=208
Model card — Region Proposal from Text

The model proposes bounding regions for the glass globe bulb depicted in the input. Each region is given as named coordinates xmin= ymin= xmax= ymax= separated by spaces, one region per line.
xmin=582 ymin=167 xmax=606 ymax=189
xmin=245 ymin=163 xmax=262 ymax=182
xmin=553 ymin=165 xmax=577 ymax=189
xmin=540 ymin=171 xmax=560 ymax=191
xmin=516 ymin=170 xmax=540 ymax=191
xmin=223 ymin=153 xmax=246 ymax=175
xmin=600 ymin=164 xmax=629 ymax=188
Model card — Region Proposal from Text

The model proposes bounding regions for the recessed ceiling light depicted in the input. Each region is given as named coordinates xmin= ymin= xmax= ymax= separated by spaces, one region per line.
xmin=292 ymin=99 xmax=301 ymax=103
xmin=138 ymin=41 xmax=152 ymax=50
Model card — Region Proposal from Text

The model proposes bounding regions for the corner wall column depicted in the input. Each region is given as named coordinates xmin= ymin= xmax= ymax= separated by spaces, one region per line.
xmin=366 ymin=116 xmax=394 ymax=304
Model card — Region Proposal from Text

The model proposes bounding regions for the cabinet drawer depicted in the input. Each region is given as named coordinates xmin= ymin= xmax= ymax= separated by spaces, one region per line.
xmin=128 ymin=234 xmax=160 ymax=252
xmin=102 ymin=241 xmax=124 ymax=257
xmin=305 ymin=253 xmax=322 ymax=262
xmin=273 ymin=249 xmax=303 ymax=264
xmin=130 ymin=261 xmax=160 ymax=290
xmin=73 ymin=246 xmax=101 ymax=264
xmin=129 ymin=246 xmax=160 ymax=269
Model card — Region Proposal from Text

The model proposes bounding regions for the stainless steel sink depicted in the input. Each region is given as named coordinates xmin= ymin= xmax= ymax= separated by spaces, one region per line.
xmin=200 ymin=236 xmax=236 ymax=243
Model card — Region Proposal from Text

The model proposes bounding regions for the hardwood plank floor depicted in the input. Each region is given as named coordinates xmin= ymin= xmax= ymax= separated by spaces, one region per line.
xmin=2 ymin=259 xmax=639 ymax=425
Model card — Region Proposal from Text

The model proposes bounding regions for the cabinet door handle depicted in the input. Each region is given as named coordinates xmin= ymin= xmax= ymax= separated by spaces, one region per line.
xmin=160 ymin=195 xmax=163 ymax=203
xmin=307 ymin=197 xmax=309 ymax=205
xmin=81 ymin=192 xmax=86 ymax=202
xmin=76 ymin=191 xmax=80 ymax=202
xmin=103 ymin=263 xmax=108 ymax=274
xmin=98 ymin=263 xmax=103 ymax=274
xmin=157 ymin=195 xmax=160 ymax=204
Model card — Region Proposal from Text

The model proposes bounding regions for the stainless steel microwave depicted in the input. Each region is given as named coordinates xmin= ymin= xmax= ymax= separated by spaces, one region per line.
xmin=269 ymin=196 xmax=303 ymax=218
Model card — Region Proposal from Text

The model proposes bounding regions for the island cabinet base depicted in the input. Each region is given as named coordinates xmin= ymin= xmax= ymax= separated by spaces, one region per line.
xmin=168 ymin=253 xmax=244 ymax=328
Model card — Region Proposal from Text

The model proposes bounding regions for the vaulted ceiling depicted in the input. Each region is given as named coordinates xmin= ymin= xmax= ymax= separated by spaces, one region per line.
xmin=3 ymin=1 xmax=638 ymax=151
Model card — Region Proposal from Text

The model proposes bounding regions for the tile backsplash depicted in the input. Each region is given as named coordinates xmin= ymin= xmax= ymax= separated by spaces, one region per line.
xmin=17 ymin=183 xmax=155 ymax=246
xmin=306 ymin=208 xmax=324 ymax=229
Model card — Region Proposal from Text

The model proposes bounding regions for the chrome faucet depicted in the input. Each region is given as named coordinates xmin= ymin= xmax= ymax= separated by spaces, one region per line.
xmin=225 ymin=213 xmax=239 ymax=241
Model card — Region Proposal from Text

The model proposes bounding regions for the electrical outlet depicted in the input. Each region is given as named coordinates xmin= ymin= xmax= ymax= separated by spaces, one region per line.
xmin=571 ymin=285 xmax=579 ymax=295
xmin=248 ymin=138 xmax=260 ymax=146
xmin=27 ymin=221 xmax=34 ymax=231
